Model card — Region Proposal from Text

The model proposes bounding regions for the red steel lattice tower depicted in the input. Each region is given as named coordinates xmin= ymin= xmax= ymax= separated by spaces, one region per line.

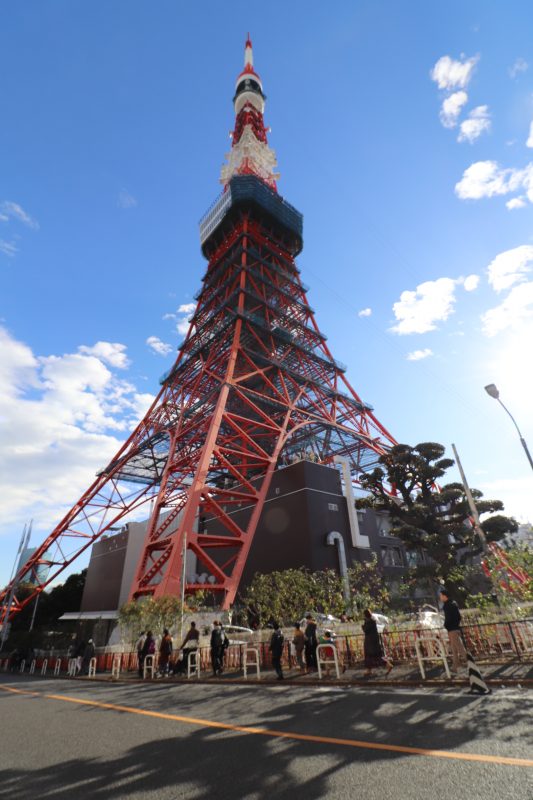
xmin=1 ymin=37 xmax=397 ymax=620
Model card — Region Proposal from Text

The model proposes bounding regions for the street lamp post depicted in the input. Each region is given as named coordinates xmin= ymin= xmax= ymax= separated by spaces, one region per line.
xmin=484 ymin=384 xmax=533 ymax=473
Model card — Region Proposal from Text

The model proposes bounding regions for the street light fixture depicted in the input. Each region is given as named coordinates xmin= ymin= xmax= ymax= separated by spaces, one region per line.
xmin=484 ymin=383 xmax=533 ymax=472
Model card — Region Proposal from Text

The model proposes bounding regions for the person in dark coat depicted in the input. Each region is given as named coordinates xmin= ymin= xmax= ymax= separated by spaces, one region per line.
xmin=210 ymin=621 xmax=228 ymax=676
xmin=158 ymin=629 xmax=173 ymax=677
xmin=269 ymin=623 xmax=285 ymax=680
xmin=439 ymin=587 xmax=466 ymax=674
xmin=362 ymin=609 xmax=392 ymax=677
xmin=304 ymin=614 xmax=318 ymax=671
xmin=174 ymin=622 xmax=200 ymax=674
xmin=81 ymin=639 xmax=96 ymax=674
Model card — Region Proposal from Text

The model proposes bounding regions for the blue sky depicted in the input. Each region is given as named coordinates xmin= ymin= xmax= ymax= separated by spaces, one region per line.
xmin=2 ymin=1 xmax=533 ymax=586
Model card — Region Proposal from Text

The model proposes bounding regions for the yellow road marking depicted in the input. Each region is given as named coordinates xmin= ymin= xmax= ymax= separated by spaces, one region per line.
xmin=1 ymin=683 xmax=532 ymax=768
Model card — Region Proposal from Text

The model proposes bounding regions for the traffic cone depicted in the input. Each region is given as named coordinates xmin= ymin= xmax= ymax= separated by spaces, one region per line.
xmin=466 ymin=650 xmax=491 ymax=695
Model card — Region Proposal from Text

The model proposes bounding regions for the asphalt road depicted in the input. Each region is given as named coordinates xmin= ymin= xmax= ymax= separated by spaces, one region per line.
xmin=0 ymin=675 xmax=532 ymax=800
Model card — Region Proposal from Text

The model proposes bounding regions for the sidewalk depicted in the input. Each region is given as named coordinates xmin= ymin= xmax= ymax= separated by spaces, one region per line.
xmin=82 ymin=657 xmax=533 ymax=689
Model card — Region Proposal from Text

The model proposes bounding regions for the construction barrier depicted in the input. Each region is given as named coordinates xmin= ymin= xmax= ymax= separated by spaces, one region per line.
xmin=88 ymin=657 xmax=97 ymax=677
xmin=68 ymin=658 xmax=77 ymax=677
xmin=111 ymin=654 xmax=121 ymax=680
xmin=143 ymin=654 xmax=155 ymax=680
xmin=54 ymin=658 xmax=62 ymax=676
xmin=29 ymin=659 xmax=36 ymax=675
xmin=19 ymin=659 xmax=25 ymax=674
xmin=317 ymin=643 xmax=340 ymax=679
xmin=243 ymin=648 xmax=261 ymax=680
xmin=187 ymin=649 xmax=201 ymax=679
xmin=415 ymin=636 xmax=450 ymax=680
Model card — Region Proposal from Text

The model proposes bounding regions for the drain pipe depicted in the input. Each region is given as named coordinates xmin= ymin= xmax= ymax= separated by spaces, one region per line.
xmin=326 ymin=531 xmax=351 ymax=604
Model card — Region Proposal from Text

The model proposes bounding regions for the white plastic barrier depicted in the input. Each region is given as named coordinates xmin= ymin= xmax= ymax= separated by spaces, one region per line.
xmin=111 ymin=655 xmax=121 ymax=680
xmin=88 ymin=657 xmax=97 ymax=677
xmin=19 ymin=659 xmax=26 ymax=674
xmin=29 ymin=659 xmax=36 ymax=674
xmin=243 ymin=647 xmax=261 ymax=680
xmin=187 ymin=649 xmax=200 ymax=679
xmin=41 ymin=659 xmax=48 ymax=676
xmin=143 ymin=654 xmax=155 ymax=679
xmin=54 ymin=658 xmax=62 ymax=676
xmin=317 ymin=643 xmax=340 ymax=679
xmin=415 ymin=635 xmax=451 ymax=680
xmin=68 ymin=658 xmax=77 ymax=677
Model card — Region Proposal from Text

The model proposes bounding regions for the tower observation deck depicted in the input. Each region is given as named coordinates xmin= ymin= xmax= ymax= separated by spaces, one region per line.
xmin=0 ymin=37 xmax=396 ymax=619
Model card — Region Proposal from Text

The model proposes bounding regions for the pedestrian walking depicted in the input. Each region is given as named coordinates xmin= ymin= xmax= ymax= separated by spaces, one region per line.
xmin=81 ymin=639 xmax=95 ymax=674
xmin=362 ymin=609 xmax=392 ymax=677
xmin=439 ymin=587 xmax=467 ymax=674
xmin=158 ymin=628 xmax=173 ymax=677
xmin=292 ymin=622 xmax=305 ymax=670
xmin=210 ymin=621 xmax=228 ymax=676
xmin=269 ymin=623 xmax=285 ymax=680
xmin=304 ymin=614 xmax=318 ymax=671
xmin=175 ymin=621 xmax=200 ymax=674
xmin=135 ymin=631 xmax=146 ymax=678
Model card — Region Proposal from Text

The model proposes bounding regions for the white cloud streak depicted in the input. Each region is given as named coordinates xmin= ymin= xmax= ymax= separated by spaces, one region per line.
xmin=455 ymin=160 xmax=533 ymax=205
xmin=358 ymin=308 xmax=372 ymax=318
xmin=458 ymin=105 xmax=491 ymax=143
xmin=0 ymin=239 xmax=18 ymax=257
xmin=118 ymin=189 xmax=137 ymax=209
xmin=1 ymin=201 xmax=39 ymax=230
xmin=431 ymin=55 xmax=479 ymax=90
xmin=508 ymin=58 xmax=528 ymax=79
xmin=526 ymin=122 xmax=533 ymax=148
xmin=440 ymin=91 xmax=468 ymax=128
xmin=0 ymin=327 xmax=154 ymax=534
xmin=146 ymin=336 xmax=173 ymax=356
xmin=406 ymin=349 xmax=433 ymax=361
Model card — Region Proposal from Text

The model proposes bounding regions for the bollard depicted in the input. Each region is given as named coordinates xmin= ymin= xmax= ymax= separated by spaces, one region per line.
xmin=243 ymin=647 xmax=261 ymax=680
xmin=54 ymin=658 xmax=62 ymax=676
xmin=317 ymin=643 xmax=340 ymax=679
xmin=187 ymin=649 xmax=200 ymax=679
xmin=111 ymin=655 xmax=121 ymax=680
xmin=143 ymin=654 xmax=155 ymax=680
xmin=41 ymin=659 xmax=48 ymax=676
xmin=29 ymin=660 xmax=36 ymax=675
xmin=88 ymin=657 xmax=97 ymax=677
xmin=466 ymin=650 xmax=491 ymax=695
xmin=19 ymin=659 xmax=26 ymax=674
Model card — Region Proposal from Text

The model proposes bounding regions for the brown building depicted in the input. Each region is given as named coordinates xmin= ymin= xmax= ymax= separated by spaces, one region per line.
xmin=79 ymin=458 xmax=416 ymax=619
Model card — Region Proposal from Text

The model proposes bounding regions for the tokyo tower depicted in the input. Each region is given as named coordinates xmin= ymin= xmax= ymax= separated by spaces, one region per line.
xmin=1 ymin=37 xmax=396 ymax=621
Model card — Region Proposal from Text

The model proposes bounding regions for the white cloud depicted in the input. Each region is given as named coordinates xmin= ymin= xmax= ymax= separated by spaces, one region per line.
xmin=175 ymin=302 xmax=196 ymax=336
xmin=78 ymin=341 xmax=130 ymax=369
xmin=440 ymin=91 xmax=468 ymax=128
xmin=458 ymin=105 xmax=491 ymax=143
xmin=1 ymin=201 xmax=39 ymax=230
xmin=509 ymin=58 xmax=528 ymax=79
xmin=358 ymin=308 xmax=372 ymax=318
xmin=526 ymin=122 xmax=533 ymax=148
xmin=0 ymin=239 xmax=18 ymax=257
xmin=482 ymin=283 xmax=533 ymax=336
xmin=431 ymin=55 xmax=479 ymax=90
xmin=176 ymin=318 xmax=190 ymax=336
xmin=118 ymin=189 xmax=137 ymax=209
xmin=391 ymin=277 xmax=457 ymax=334
xmin=178 ymin=303 xmax=196 ymax=315
xmin=462 ymin=274 xmax=480 ymax=292
xmin=406 ymin=348 xmax=433 ymax=361
xmin=506 ymin=197 xmax=527 ymax=210
xmin=162 ymin=313 xmax=176 ymax=320
xmin=455 ymin=160 xmax=533 ymax=204
xmin=146 ymin=336 xmax=173 ymax=356
xmin=486 ymin=245 xmax=533 ymax=292
xmin=0 ymin=327 xmax=155 ymax=537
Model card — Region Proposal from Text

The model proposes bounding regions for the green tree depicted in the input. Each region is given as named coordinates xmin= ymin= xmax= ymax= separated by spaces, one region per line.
xmin=358 ymin=442 xmax=518 ymax=600
xmin=118 ymin=596 xmax=183 ymax=643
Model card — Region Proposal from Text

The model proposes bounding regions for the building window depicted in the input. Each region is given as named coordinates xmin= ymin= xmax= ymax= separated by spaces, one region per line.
xmin=377 ymin=516 xmax=392 ymax=537
xmin=328 ymin=503 xmax=338 ymax=511
xmin=381 ymin=546 xmax=404 ymax=567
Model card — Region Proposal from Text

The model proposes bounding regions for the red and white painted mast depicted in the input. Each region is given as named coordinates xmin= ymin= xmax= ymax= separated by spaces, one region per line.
xmin=220 ymin=35 xmax=279 ymax=191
